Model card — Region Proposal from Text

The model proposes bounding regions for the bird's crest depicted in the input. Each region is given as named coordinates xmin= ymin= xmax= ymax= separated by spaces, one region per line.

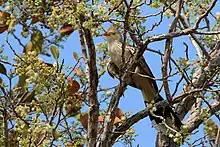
xmin=107 ymin=25 xmax=117 ymax=32
xmin=104 ymin=25 xmax=117 ymax=36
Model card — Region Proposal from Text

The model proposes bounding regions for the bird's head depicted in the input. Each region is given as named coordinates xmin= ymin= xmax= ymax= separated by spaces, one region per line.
xmin=103 ymin=25 xmax=122 ymax=42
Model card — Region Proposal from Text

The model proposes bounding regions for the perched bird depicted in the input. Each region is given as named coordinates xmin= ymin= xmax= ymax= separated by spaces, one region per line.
xmin=104 ymin=25 xmax=182 ymax=135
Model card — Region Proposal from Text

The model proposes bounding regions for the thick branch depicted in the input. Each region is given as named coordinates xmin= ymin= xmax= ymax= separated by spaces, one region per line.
xmin=184 ymin=101 xmax=220 ymax=133
xmin=81 ymin=21 xmax=99 ymax=147
xmin=162 ymin=0 xmax=183 ymax=102
xmin=175 ymin=42 xmax=220 ymax=120
xmin=110 ymin=109 xmax=149 ymax=144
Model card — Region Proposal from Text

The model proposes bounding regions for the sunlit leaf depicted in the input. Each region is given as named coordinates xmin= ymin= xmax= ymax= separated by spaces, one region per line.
xmin=16 ymin=75 xmax=27 ymax=88
xmin=50 ymin=46 xmax=60 ymax=61
xmin=65 ymin=95 xmax=83 ymax=117
xmin=0 ymin=11 xmax=10 ymax=26
xmin=24 ymin=42 xmax=33 ymax=53
xmin=74 ymin=68 xmax=81 ymax=75
xmin=204 ymin=119 xmax=218 ymax=139
xmin=7 ymin=15 xmax=17 ymax=32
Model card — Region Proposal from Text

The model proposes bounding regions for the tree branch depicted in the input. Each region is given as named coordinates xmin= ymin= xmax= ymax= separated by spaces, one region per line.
xmin=110 ymin=109 xmax=149 ymax=144
xmin=79 ymin=15 xmax=99 ymax=146
xmin=175 ymin=41 xmax=220 ymax=120
xmin=162 ymin=0 xmax=183 ymax=102
xmin=185 ymin=101 xmax=220 ymax=133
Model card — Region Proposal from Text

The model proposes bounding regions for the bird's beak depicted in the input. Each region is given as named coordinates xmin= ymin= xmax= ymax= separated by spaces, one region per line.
xmin=103 ymin=31 xmax=109 ymax=36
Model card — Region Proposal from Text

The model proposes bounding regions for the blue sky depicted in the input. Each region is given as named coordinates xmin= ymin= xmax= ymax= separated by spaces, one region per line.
xmin=1 ymin=1 xmax=220 ymax=147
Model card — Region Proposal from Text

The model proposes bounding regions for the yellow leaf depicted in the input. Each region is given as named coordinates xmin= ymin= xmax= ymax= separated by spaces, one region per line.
xmin=74 ymin=68 xmax=81 ymax=75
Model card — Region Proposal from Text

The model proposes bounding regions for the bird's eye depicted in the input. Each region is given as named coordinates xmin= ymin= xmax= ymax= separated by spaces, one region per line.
xmin=111 ymin=32 xmax=115 ymax=35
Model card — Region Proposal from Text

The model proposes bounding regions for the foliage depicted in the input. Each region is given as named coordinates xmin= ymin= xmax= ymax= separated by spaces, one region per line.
xmin=0 ymin=0 xmax=220 ymax=147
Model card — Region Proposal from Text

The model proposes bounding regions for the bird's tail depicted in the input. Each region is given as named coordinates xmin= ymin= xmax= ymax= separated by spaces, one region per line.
xmin=145 ymin=95 xmax=182 ymax=135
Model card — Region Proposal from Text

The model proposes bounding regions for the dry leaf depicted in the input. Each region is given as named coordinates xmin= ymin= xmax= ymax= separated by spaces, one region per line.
xmin=59 ymin=23 xmax=74 ymax=36
xmin=0 ymin=25 xmax=8 ymax=34
xmin=114 ymin=117 xmax=121 ymax=125
xmin=79 ymin=113 xmax=88 ymax=130
xmin=0 ymin=11 xmax=11 ymax=34
xmin=67 ymin=77 xmax=80 ymax=96
xmin=116 ymin=108 xmax=124 ymax=119
xmin=0 ymin=11 xmax=10 ymax=25
xmin=0 ymin=0 xmax=4 ymax=6
xmin=98 ymin=116 xmax=104 ymax=122
xmin=31 ymin=16 xmax=39 ymax=24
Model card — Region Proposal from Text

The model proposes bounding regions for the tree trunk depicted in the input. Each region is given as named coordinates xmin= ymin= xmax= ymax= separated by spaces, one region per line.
xmin=156 ymin=133 xmax=178 ymax=147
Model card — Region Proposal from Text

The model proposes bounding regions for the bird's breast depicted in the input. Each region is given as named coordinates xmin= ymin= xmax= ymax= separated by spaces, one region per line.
xmin=108 ymin=42 xmax=132 ymax=68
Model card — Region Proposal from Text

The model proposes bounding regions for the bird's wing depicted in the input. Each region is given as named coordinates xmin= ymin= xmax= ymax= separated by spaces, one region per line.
xmin=107 ymin=60 xmax=120 ymax=79
xmin=126 ymin=44 xmax=159 ymax=92
xmin=123 ymin=44 xmax=182 ymax=134
xmin=107 ymin=60 xmax=138 ymax=88
xmin=138 ymin=56 xmax=159 ymax=92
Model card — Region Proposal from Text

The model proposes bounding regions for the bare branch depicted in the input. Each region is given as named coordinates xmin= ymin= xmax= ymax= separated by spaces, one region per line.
xmin=193 ymin=0 xmax=218 ymax=30
xmin=162 ymin=0 xmax=183 ymax=102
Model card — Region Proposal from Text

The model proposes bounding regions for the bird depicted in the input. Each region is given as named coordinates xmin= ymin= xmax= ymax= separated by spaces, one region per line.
xmin=103 ymin=25 xmax=182 ymax=135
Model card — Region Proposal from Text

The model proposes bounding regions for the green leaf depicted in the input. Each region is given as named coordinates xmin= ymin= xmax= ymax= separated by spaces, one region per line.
xmin=50 ymin=46 xmax=60 ymax=61
xmin=17 ymin=74 xmax=27 ymax=88
xmin=0 ymin=63 xmax=7 ymax=75
xmin=31 ymin=30 xmax=44 ymax=53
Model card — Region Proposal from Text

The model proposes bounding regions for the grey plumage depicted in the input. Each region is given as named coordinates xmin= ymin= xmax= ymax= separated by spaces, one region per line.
xmin=104 ymin=25 xmax=182 ymax=135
